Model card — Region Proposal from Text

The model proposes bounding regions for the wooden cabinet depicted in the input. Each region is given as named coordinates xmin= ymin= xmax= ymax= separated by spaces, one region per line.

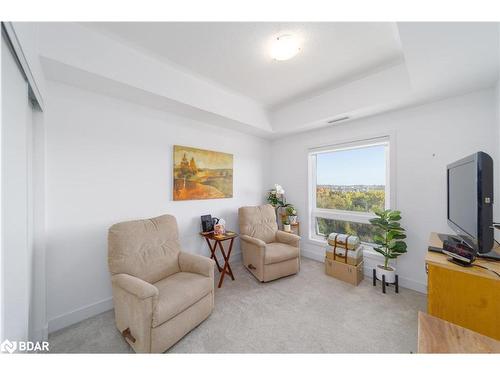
xmin=426 ymin=233 xmax=500 ymax=340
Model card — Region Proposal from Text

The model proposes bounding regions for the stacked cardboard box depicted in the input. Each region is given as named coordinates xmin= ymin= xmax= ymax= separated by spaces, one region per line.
xmin=324 ymin=233 xmax=364 ymax=286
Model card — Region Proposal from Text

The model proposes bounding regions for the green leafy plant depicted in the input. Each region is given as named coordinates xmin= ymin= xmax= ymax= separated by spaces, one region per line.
xmin=286 ymin=205 xmax=297 ymax=216
xmin=267 ymin=191 xmax=284 ymax=207
xmin=369 ymin=209 xmax=407 ymax=269
xmin=267 ymin=184 xmax=286 ymax=208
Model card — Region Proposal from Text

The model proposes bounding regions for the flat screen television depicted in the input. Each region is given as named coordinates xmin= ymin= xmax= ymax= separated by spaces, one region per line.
xmin=447 ymin=151 xmax=494 ymax=256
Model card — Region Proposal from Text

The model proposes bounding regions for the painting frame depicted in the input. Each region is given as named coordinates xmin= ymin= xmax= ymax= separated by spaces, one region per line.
xmin=173 ymin=145 xmax=233 ymax=201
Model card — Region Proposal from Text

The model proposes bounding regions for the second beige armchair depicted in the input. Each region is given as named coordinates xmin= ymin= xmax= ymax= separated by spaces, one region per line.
xmin=238 ymin=204 xmax=300 ymax=282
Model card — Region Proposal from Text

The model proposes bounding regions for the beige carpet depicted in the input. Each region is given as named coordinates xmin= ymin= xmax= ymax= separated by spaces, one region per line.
xmin=48 ymin=258 xmax=427 ymax=353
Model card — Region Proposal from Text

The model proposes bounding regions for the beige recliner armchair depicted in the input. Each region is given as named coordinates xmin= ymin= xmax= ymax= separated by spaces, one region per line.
xmin=239 ymin=204 xmax=300 ymax=282
xmin=108 ymin=214 xmax=215 ymax=353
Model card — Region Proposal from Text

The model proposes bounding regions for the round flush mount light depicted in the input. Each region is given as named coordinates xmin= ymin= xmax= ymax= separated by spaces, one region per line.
xmin=270 ymin=34 xmax=301 ymax=61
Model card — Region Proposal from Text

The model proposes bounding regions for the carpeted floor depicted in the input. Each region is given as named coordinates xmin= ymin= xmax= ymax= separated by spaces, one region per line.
xmin=48 ymin=258 xmax=427 ymax=353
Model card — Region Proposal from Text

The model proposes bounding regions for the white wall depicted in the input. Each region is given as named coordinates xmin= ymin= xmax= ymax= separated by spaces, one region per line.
xmin=495 ymin=83 xmax=500 ymax=243
xmin=494 ymin=25 xmax=500 ymax=245
xmin=45 ymin=81 xmax=270 ymax=332
xmin=495 ymin=21 xmax=500 ymax=240
xmin=271 ymin=89 xmax=498 ymax=292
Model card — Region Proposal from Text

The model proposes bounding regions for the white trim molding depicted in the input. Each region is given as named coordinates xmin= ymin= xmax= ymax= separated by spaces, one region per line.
xmin=48 ymin=297 xmax=113 ymax=334
xmin=301 ymin=243 xmax=427 ymax=294
xmin=47 ymin=250 xmax=243 ymax=334
xmin=307 ymin=133 xmax=395 ymax=244
xmin=2 ymin=22 xmax=44 ymax=111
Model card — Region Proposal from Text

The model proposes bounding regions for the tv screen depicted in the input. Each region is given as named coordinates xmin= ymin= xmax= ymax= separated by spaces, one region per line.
xmin=448 ymin=160 xmax=477 ymax=238
xmin=447 ymin=152 xmax=493 ymax=254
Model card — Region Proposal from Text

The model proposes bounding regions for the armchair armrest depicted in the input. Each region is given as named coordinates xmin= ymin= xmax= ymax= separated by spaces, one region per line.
xmin=111 ymin=274 xmax=159 ymax=300
xmin=240 ymin=234 xmax=266 ymax=248
xmin=179 ymin=252 xmax=215 ymax=278
xmin=276 ymin=230 xmax=300 ymax=247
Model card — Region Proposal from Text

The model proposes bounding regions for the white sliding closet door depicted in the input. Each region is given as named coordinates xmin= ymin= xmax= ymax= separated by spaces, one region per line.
xmin=1 ymin=32 xmax=33 ymax=342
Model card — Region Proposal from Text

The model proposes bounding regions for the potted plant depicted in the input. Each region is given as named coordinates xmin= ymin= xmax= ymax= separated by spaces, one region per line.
xmin=369 ymin=209 xmax=407 ymax=284
xmin=283 ymin=218 xmax=291 ymax=232
xmin=267 ymin=184 xmax=289 ymax=225
xmin=286 ymin=205 xmax=298 ymax=224
xmin=267 ymin=184 xmax=285 ymax=208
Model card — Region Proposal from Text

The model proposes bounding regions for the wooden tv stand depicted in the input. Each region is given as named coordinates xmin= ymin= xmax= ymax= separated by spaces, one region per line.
xmin=426 ymin=232 xmax=500 ymax=340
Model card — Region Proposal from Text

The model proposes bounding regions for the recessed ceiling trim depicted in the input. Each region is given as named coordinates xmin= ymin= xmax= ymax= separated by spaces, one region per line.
xmin=327 ymin=116 xmax=350 ymax=124
xmin=84 ymin=22 xmax=404 ymax=108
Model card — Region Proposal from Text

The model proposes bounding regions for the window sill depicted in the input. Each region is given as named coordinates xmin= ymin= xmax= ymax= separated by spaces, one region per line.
xmin=307 ymin=237 xmax=328 ymax=247
xmin=361 ymin=246 xmax=383 ymax=260
xmin=307 ymin=237 xmax=383 ymax=261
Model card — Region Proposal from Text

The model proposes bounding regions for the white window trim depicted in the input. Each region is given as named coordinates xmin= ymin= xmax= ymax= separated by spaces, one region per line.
xmin=307 ymin=133 xmax=396 ymax=246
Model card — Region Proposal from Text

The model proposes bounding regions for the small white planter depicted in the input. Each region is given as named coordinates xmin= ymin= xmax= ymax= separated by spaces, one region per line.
xmin=283 ymin=224 xmax=291 ymax=232
xmin=376 ymin=264 xmax=396 ymax=284
xmin=289 ymin=215 xmax=298 ymax=224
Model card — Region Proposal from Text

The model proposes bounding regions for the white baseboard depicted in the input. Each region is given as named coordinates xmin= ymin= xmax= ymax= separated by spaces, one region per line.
xmin=362 ymin=264 xmax=427 ymax=293
xmin=42 ymin=324 xmax=49 ymax=341
xmin=30 ymin=323 xmax=49 ymax=342
xmin=301 ymin=247 xmax=427 ymax=294
xmin=48 ymin=249 xmax=427 ymax=336
xmin=48 ymin=253 xmax=242 ymax=334
xmin=301 ymin=248 xmax=324 ymax=262
xmin=48 ymin=297 xmax=113 ymax=334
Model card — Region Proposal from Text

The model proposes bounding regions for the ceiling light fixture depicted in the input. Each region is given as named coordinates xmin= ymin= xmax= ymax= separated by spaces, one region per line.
xmin=270 ymin=34 xmax=301 ymax=61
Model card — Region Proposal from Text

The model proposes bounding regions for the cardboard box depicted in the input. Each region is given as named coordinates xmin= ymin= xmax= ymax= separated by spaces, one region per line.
xmin=325 ymin=246 xmax=363 ymax=266
xmin=325 ymin=257 xmax=364 ymax=286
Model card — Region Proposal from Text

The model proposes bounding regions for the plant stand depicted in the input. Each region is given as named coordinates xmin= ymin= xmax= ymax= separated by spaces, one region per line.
xmin=372 ymin=268 xmax=399 ymax=294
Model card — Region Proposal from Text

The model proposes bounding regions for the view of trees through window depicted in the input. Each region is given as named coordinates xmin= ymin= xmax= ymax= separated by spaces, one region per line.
xmin=314 ymin=143 xmax=387 ymax=243
xmin=316 ymin=186 xmax=385 ymax=212
xmin=316 ymin=218 xmax=382 ymax=243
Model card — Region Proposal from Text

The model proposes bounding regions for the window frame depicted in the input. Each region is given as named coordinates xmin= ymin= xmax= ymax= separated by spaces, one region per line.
xmin=307 ymin=134 xmax=395 ymax=245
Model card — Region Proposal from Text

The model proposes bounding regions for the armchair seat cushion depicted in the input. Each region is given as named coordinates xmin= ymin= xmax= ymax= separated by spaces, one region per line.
xmin=152 ymin=272 xmax=212 ymax=327
xmin=264 ymin=242 xmax=300 ymax=265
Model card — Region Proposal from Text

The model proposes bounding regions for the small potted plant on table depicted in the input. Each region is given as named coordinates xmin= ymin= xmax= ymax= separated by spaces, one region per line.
xmin=283 ymin=218 xmax=291 ymax=232
xmin=369 ymin=209 xmax=407 ymax=284
xmin=286 ymin=205 xmax=298 ymax=224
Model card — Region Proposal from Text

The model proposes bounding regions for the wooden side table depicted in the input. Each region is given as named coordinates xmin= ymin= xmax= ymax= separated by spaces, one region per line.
xmin=200 ymin=231 xmax=238 ymax=288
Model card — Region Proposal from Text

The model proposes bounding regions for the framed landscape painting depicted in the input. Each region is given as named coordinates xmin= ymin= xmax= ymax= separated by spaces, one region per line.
xmin=173 ymin=145 xmax=233 ymax=201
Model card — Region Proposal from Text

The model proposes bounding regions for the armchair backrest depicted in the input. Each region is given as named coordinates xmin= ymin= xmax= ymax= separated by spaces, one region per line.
xmin=108 ymin=214 xmax=181 ymax=284
xmin=238 ymin=204 xmax=278 ymax=244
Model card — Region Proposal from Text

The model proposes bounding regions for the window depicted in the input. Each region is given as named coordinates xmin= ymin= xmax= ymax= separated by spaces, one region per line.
xmin=308 ymin=137 xmax=391 ymax=244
